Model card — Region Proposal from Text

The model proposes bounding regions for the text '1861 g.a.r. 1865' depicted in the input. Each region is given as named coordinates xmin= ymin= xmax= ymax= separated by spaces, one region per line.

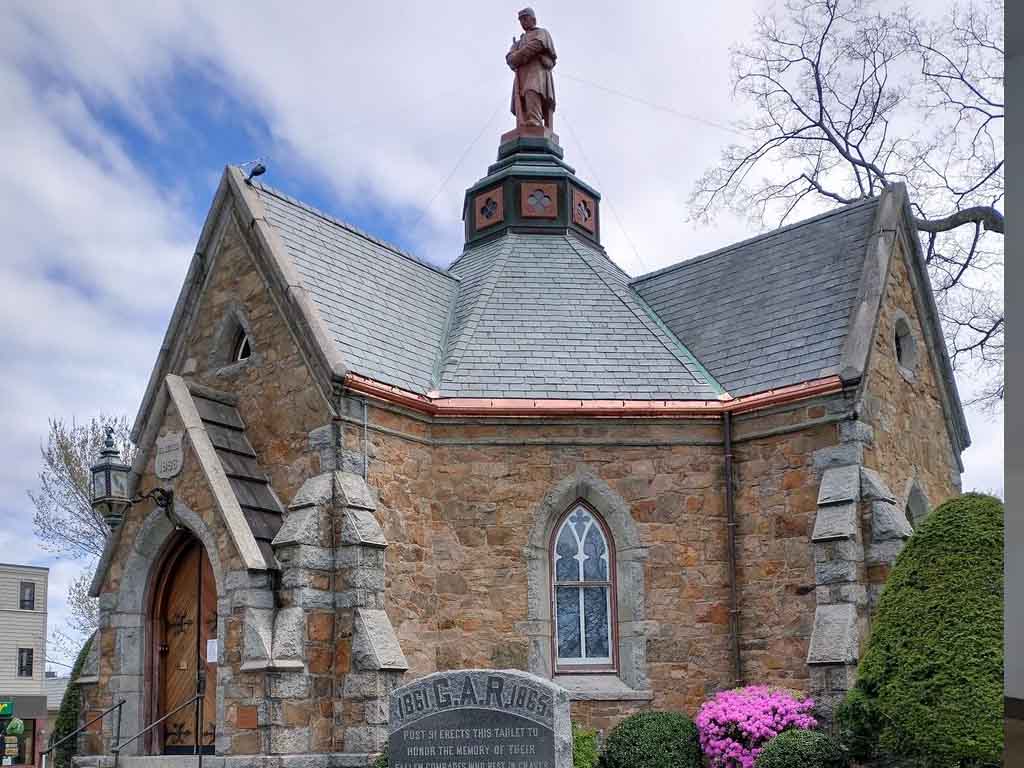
xmin=388 ymin=669 xmax=572 ymax=768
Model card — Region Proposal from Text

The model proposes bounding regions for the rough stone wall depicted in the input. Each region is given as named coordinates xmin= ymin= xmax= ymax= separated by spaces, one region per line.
xmin=732 ymin=402 xmax=846 ymax=691
xmin=352 ymin=398 xmax=849 ymax=735
xmin=89 ymin=207 xmax=334 ymax=757
xmin=88 ymin=406 xmax=247 ymax=756
xmin=86 ymin=203 xmax=966 ymax=752
xmin=860 ymin=240 xmax=962 ymax=583
xmin=182 ymin=211 xmax=331 ymax=501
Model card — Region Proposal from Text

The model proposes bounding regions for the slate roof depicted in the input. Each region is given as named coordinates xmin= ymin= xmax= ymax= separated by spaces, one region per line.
xmin=442 ymin=233 xmax=719 ymax=399
xmin=254 ymin=185 xmax=458 ymax=394
xmin=248 ymin=177 xmax=882 ymax=401
xmin=192 ymin=390 xmax=285 ymax=565
xmin=632 ymin=199 xmax=880 ymax=396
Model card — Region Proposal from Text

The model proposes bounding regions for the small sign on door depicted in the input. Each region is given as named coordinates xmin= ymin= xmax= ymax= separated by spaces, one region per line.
xmin=206 ymin=638 xmax=218 ymax=663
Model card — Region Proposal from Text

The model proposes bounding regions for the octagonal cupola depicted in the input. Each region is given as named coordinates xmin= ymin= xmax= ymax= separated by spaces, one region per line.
xmin=463 ymin=127 xmax=602 ymax=247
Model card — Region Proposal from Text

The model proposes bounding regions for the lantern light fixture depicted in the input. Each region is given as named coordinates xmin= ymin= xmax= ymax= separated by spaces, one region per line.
xmin=90 ymin=427 xmax=173 ymax=530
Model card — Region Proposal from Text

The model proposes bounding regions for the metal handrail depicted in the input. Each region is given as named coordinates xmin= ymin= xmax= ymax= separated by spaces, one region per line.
xmin=111 ymin=693 xmax=206 ymax=768
xmin=40 ymin=698 xmax=125 ymax=768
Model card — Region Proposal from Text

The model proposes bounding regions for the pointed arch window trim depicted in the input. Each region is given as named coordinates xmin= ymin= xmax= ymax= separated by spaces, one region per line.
xmin=549 ymin=502 xmax=619 ymax=673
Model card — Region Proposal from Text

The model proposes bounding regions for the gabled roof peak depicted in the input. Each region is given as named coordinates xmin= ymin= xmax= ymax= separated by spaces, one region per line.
xmin=247 ymin=174 xmax=457 ymax=282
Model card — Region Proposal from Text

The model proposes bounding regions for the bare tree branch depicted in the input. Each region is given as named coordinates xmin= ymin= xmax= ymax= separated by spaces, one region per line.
xmin=689 ymin=0 xmax=1004 ymax=407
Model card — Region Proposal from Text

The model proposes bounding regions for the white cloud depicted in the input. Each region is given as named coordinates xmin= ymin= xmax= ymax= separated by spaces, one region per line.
xmin=0 ymin=0 xmax=1003 ymax=649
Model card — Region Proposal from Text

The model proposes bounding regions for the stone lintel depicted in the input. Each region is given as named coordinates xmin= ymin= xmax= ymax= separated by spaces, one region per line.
xmin=817 ymin=464 xmax=862 ymax=505
xmin=811 ymin=501 xmax=858 ymax=542
xmin=807 ymin=603 xmax=859 ymax=664
xmin=353 ymin=608 xmax=409 ymax=672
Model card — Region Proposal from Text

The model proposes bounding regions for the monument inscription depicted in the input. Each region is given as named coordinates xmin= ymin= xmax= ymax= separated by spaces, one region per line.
xmin=389 ymin=669 xmax=571 ymax=768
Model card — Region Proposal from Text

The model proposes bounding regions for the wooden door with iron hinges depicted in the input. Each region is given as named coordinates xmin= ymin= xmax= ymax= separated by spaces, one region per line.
xmin=153 ymin=536 xmax=217 ymax=755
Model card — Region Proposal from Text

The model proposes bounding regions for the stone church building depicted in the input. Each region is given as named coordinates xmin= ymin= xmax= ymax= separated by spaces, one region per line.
xmin=77 ymin=119 xmax=968 ymax=765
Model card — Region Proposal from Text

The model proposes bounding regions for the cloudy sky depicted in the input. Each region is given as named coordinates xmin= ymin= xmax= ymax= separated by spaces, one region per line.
xmin=1 ymin=1 xmax=1002 ymax=668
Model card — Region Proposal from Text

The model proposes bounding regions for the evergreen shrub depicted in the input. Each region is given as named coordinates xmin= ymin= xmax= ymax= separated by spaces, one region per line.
xmin=603 ymin=711 xmax=702 ymax=768
xmin=837 ymin=493 xmax=1003 ymax=766
xmin=754 ymin=729 xmax=846 ymax=768
xmin=51 ymin=633 xmax=95 ymax=768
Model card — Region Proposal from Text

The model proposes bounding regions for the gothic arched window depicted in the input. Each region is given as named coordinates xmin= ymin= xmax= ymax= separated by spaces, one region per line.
xmin=551 ymin=504 xmax=616 ymax=671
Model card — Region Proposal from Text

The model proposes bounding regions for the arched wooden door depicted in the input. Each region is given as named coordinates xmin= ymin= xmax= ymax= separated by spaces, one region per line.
xmin=149 ymin=535 xmax=217 ymax=755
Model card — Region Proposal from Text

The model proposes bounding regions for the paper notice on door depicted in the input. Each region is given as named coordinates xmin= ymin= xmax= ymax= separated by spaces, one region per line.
xmin=207 ymin=638 xmax=218 ymax=663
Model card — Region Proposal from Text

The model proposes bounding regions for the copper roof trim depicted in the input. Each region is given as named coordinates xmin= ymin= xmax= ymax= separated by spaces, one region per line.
xmin=343 ymin=374 xmax=844 ymax=418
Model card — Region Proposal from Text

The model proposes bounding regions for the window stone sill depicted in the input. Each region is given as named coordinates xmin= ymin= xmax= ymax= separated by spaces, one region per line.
xmin=554 ymin=674 xmax=654 ymax=702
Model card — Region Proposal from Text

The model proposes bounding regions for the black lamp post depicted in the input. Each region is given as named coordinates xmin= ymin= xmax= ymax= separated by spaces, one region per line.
xmin=90 ymin=427 xmax=174 ymax=529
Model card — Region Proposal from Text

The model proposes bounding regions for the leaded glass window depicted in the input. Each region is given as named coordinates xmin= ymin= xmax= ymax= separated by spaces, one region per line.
xmin=552 ymin=505 xmax=614 ymax=668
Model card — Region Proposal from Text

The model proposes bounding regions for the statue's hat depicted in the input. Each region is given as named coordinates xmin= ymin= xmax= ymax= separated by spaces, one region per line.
xmin=518 ymin=7 xmax=536 ymax=18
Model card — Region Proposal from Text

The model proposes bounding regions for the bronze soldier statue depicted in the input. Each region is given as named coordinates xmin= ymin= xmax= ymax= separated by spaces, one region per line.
xmin=507 ymin=7 xmax=556 ymax=130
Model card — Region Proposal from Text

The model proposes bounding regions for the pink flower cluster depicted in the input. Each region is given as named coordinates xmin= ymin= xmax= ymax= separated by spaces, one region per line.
xmin=696 ymin=686 xmax=817 ymax=768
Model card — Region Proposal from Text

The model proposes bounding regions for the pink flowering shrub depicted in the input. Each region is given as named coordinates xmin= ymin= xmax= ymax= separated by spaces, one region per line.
xmin=696 ymin=686 xmax=817 ymax=768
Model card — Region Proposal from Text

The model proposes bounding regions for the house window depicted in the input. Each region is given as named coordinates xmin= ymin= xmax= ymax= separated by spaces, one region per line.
xmin=19 ymin=582 xmax=34 ymax=610
xmin=551 ymin=505 xmax=616 ymax=671
xmin=17 ymin=648 xmax=33 ymax=677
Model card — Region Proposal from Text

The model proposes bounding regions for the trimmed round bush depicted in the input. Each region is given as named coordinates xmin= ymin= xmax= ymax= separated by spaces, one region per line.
xmin=754 ymin=729 xmax=845 ymax=768
xmin=837 ymin=493 xmax=1003 ymax=765
xmin=604 ymin=711 xmax=702 ymax=768
xmin=696 ymin=686 xmax=816 ymax=768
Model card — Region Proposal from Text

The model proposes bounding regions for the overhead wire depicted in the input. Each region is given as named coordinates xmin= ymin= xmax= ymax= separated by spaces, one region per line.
xmin=411 ymin=97 xmax=504 ymax=232
xmin=561 ymin=114 xmax=652 ymax=274
xmin=561 ymin=72 xmax=747 ymax=137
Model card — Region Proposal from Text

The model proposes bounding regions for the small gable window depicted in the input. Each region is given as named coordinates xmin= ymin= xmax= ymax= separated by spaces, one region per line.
xmin=233 ymin=330 xmax=252 ymax=362
xmin=551 ymin=505 xmax=616 ymax=671
xmin=209 ymin=304 xmax=256 ymax=371
xmin=893 ymin=312 xmax=918 ymax=376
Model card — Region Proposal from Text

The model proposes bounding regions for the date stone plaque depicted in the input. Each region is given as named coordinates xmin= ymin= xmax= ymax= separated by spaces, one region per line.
xmin=389 ymin=669 xmax=571 ymax=768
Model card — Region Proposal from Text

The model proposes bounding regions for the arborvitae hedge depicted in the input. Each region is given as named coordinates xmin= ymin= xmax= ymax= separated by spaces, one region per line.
xmin=603 ymin=711 xmax=702 ymax=768
xmin=838 ymin=493 xmax=1003 ymax=765
xmin=51 ymin=632 xmax=95 ymax=768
